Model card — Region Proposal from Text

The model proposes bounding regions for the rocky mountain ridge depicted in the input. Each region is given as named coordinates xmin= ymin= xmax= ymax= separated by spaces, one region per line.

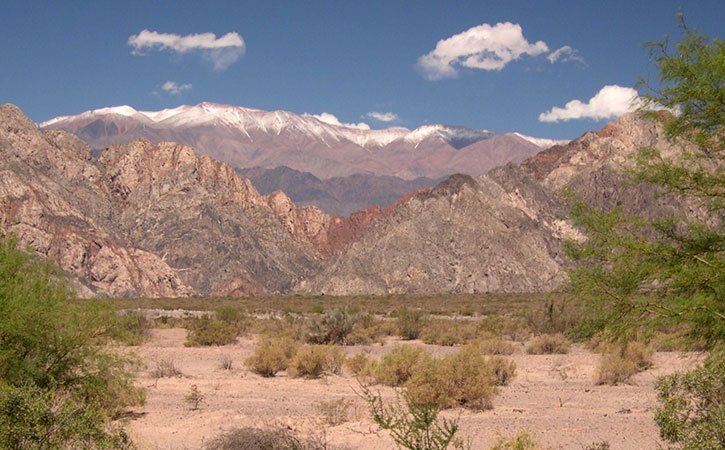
xmin=2 ymin=104 xmax=680 ymax=298
xmin=40 ymin=102 xmax=564 ymax=181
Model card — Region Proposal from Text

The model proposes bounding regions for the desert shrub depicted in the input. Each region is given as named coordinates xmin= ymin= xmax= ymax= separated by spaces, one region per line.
xmin=478 ymin=316 xmax=532 ymax=343
xmin=184 ymin=384 xmax=204 ymax=410
xmin=306 ymin=307 xmax=358 ymax=345
xmin=151 ymin=358 xmax=182 ymax=378
xmin=251 ymin=315 xmax=308 ymax=341
xmin=467 ymin=336 xmax=516 ymax=355
xmin=583 ymin=442 xmax=611 ymax=450
xmin=360 ymin=384 xmax=459 ymax=450
xmin=112 ymin=310 xmax=151 ymax=345
xmin=420 ymin=319 xmax=478 ymax=346
xmin=596 ymin=342 xmax=654 ymax=385
xmin=185 ymin=317 xmax=238 ymax=346
xmin=526 ymin=296 xmax=582 ymax=336
xmin=404 ymin=349 xmax=505 ymax=411
xmin=205 ymin=426 xmax=333 ymax=450
xmin=397 ymin=309 xmax=429 ymax=340
xmin=655 ymin=352 xmax=724 ymax=449
xmin=365 ymin=345 xmax=431 ymax=386
xmin=0 ymin=236 xmax=143 ymax=449
xmin=245 ymin=337 xmax=299 ymax=377
xmin=215 ymin=305 xmax=249 ymax=335
xmin=488 ymin=356 xmax=517 ymax=386
xmin=290 ymin=345 xmax=346 ymax=379
xmin=489 ymin=431 xmax=539 ymax=450
xmin=346 ymin=315 xmax=395 ymax=345
xmin=316 ymin=398 xmax=353 ymax=426
xmin=526 ymin=333 xmax=571 ymax=354
xmin=346 ymin=353 xmax=370 ymax=375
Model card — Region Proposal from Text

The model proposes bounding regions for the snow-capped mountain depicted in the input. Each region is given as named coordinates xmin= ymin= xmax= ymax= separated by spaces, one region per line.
xmin=40 ymin=102 xmax=565 ymax=180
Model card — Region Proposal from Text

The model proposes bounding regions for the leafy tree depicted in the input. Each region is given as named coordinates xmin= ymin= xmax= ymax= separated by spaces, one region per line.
xmin=0 ymin=236 xmax=143 ymax=449
xmin=566 ymin=16 xmax=723 ymax=448
xmin=567 ymin=16 xmax=724 ymax=349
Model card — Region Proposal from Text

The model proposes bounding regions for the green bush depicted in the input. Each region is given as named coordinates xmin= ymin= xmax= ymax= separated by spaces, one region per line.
xmin=526 ymin=333 xmax=571 ymax=354
xmin=306 ymin=307 xmax=358 ymax=345
xmin=397 ymin=309 xmax=429 ymax=340
xmin=112 ymin=310 xmax=151 ymax=346
xmin=0 ymin=236 xmax=143 ymax=449
xmin=655 ymin=352 xmax=724 ymax=449
xmin=245 ymin=337 xmax=299 ymax=377
xmin=596 ymin=342 xmax=654 ymax=385
xmin=489 ymin=431 xmax=539 ymax=450
xmin=365 ymin=345 xmax=431 ymax=386
xmin=467 ymin=336 xmax=516 ymax=355
xmin=420 ymin=319 xmax=478 ymax=346
xmin=360 ymin=384 xmax=459 ymax=450
xmin=404 ymin=349 xmax=508 ymax=411
xmin=185 ymin=317 xmax=238 ymax=346
xmin=214 ymin=305 xmax=249 ymax=335
xmin=346 ymin=353 xmax=371 ymax=375
xmin=290 ymin=345 xmax=346 ymax=379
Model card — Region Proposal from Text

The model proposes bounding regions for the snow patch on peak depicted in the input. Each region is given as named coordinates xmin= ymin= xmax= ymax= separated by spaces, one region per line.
xmin=512 ymin=132 xmax=569 ymax=149
xmin=404 ymin=125 xmax=493 ymax=149
xmin=92 ymin=105 xmax=139 ymax=117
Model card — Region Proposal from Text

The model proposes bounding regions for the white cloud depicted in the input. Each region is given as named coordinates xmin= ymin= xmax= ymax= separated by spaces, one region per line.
xmin=306 ymin=112 xmax=370 ymax=130
xmin=539 ymin=85 xmax=641 ymax=122
xmin=128 ymin=29 xmax=245 ymax=71
xmin=547 ymin=45 xmax=585 ymax=64
xmin=366 ymin=111 xmax=398 ymax=122
xmin=417 ymin=22 xmax=549 ymax=80
xmin=161 ymin=81 xmax=192 ymax=95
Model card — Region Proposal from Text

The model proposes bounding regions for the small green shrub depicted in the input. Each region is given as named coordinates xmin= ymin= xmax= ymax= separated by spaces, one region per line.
xmin=346 ymin=353 xmax=371 ymax=375
xmin=489 ymin=431 xmax=539 ymax=450
xmin=596 ymin=342 xmax=654 ymax=385
xmin=290 ymin=345 xmax=346 ymax=379
xmin=526 ymin=333 xmax=571 ymax=354
xmin=214 ymin=305 xmax=249 ymax=335
xmin=420 ymin=319 xmax=478 ymax=346
xmin=112 ymin=310 xmax=151 ymax=345
xmin=397 ymin=309 xmax=429 ymax=340
xmin=404 ymin=349 xmax=507 ymax=411
xmin=306 ymin=307 xmax=358 ymax=345
xmin=185 ymin=317 xmax=238 ymax=346
xmin=467 ymin=336 xmax=516 ymax=355
xmin=184 ymin=384 xmax=204 ymax=410
xmin=245 ymin=337 xmax=300 ymax=377
xmin=365 ymin=345 xmax=431 ymax=386
xmin=360 ymin=384 xmax=459 ymax=450
xmin=655 ymin=352 xmax=724 ymax=449
xmin=205 ymin=426 xmax=334 ymax=450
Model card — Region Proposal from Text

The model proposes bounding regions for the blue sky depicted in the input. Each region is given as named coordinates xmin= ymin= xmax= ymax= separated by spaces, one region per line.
xmin=1 ymin=0 xmax=722 ymax=139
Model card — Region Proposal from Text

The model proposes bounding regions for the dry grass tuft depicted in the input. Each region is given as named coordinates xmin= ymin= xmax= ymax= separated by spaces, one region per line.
xmin=526 ymin=334 xmax=571 ymax=355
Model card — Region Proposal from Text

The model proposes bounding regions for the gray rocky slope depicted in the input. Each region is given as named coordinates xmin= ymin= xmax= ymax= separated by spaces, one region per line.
xmin=2 ymin=104 xmax=684 ymax=297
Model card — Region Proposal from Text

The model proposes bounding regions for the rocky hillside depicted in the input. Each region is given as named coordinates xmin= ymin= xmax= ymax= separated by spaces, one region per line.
xmin=238 ymin=166 xmax=439 ymax=216
xmin=3 ymin=104 xmax=684 ymax=298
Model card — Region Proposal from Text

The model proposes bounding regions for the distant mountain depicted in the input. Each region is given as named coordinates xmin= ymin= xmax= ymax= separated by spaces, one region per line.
xmin=237 ymin=166 xmax=439 ymax=216
xmin=5 ymin=103 xmax=690 ymax=298
xmin=40 ymin=102 xmax=563 ymax=181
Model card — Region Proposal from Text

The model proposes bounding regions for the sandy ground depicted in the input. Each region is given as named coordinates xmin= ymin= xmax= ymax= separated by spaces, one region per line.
xmin=124 ymin=329 xmax=702 ymax=450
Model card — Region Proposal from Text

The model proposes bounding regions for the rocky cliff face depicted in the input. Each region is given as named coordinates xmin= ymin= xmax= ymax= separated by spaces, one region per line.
xmin=2 ymin=104 xmax=688 ymax=298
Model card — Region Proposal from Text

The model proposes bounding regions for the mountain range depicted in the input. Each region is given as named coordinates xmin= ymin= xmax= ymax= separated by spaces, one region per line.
xmin=40 ymin=103 xmax=566 ymax=214
xmin=2 ymin=103 xmax=680 ymax=298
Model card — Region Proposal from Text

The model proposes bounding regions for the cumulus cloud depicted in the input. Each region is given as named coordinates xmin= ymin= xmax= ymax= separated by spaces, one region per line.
xmin=128 ymin=30 xmax=245 ymax=71
xmin=539 ymin=85 xmax=641 ymax=122
xmin=161 ymin=81 xmax=192 ymax=95
xmin=417 ymin=22 xmax=549 ymax=80
xmin=547 ymin=45 xmax=585 ymax=64
xmin=306 ymin=112 xmax=370 ymax=130
xmin=366 ymin=111 xmax=398 ymax=122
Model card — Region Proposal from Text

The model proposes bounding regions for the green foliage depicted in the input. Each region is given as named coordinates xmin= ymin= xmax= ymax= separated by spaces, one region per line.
xmin=0 ymin=236 xmax=143 ymax=449
xmin=245 ymin=336 xmax=299 ymax=377
xmin=488 ymin=432 xmax=539 ymax=450
xmin=185 ymin=317 xmax=238 ymax=346
xmin=360 ymin=384 xmax=459 ymax=450
xmin=184 ymin=384 xmax=204 ymax=410
xmin=596 ymin=342 xmax=654 ymax=385
xmin=364 ymin=345 xmax=431 ymax=387
xmin=567 ymin=19 xmax=724 ymax=351
xmin=397 ymin=309 xmax=429 ymax=340
xmin=289 ymin=345 xmax=346 ymax=379
xmin=305 ymin=306 xmax=358 ymax=345
xmin=655 ymin=352 xmax=724 ymax=448
xmin=526 ymin=334 xmax=571 ymax=355
xmin=112 ymin=310 xmax=151 ymax=346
